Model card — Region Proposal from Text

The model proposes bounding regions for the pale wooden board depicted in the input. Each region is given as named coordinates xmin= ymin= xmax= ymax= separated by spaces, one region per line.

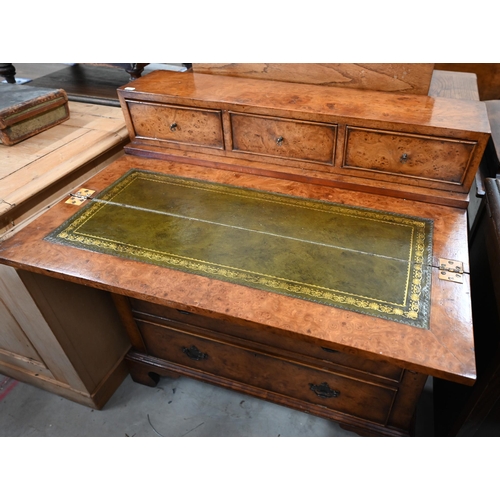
xmin=429 ymin=70 xmax=480 ymax=101
xmin=0 ymin=129 xmax=128 ymax=204
xmin=0 ymin=103 xmax=125 ymax=177
xmin=0 ymin=348 xmax=53 ymax=378
xmin=0 ymin=101 xmax=128 ymax=205
xmin=0 ymin=264 xmax=86 ymax=390
xmin=0 ymin=150 xmax=125 ymax=240
xmin=0 ymin=297 xmax=44 ymax=361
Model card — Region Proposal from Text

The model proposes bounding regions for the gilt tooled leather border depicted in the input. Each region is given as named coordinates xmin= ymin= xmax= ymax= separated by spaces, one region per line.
xmin=45 ymin=169 xmax=433 ymax=329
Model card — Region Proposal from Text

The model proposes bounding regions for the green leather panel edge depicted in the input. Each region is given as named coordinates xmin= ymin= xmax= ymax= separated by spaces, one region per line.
xmin=45 ymin=169 xmax=433 ymax=329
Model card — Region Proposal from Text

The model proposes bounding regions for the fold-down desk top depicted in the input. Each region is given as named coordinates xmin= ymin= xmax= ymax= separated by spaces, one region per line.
xmin=0 ymin=154 xmax=475 ymax=385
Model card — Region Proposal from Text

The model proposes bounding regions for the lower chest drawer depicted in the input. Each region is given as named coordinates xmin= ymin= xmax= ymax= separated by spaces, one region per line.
xmin=230 ymin=112 xmax=336 ymax=164
xmin=126 ymin=100 xmax=224 ymax=149
xmin=130 ymin=299 xmax=404 ymax=382
xmin=137 ymin=319 xmax=397 ymax=424
xmin=344 ymin=126 xmax=477 ymax=189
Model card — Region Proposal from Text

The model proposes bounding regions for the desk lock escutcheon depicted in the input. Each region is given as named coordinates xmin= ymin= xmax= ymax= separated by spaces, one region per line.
xmin=182 ymin=345 xmax=208 ymax=361
xmin=309 ymin=382 xmax=340 ymax=398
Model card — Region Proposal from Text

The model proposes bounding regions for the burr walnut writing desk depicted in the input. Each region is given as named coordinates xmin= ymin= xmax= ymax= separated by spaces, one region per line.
xmin=0 ymin=71 xmax=491 ymax=436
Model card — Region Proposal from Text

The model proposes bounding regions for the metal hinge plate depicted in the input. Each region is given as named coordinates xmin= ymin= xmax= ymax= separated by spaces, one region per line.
xmin=65 ymin=189 xmax=95 ymax=206
xmin=438 ymin=258 xmax=464 ymax=283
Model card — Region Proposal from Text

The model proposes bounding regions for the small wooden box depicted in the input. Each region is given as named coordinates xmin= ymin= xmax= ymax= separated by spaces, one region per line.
xmin=0 ymin=85 xmax=69 ymax=146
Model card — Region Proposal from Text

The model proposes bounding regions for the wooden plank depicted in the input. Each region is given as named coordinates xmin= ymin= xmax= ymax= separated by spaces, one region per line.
xmin=193 ymin=63 xmax=435 ymax=95
xmin=0 ymin=128 xmax=129 ymax=203
xmin=0 ymin=149 xmax=124 ymax=240
xmin=0 ymin=264 xmax=86 ymax=390
xmin=18 ymin=270 xmax=130 ymax=393
xmin=0 ymin=357 xmax=128 ymax=410
xmin=435 ymin=63 xmax=500 ymax=101
xmin=0 ymin=348 xmax=53 ymax=378
xmin=0 ymin=128 xmax=89 ymax=182
xmin=0 ymin=125 xmax=87 ymax=165
xmin=0 ymin=101 xmax=128 ymax=198
xmin=0 ymin=297 xmax=43 ymax=361
xmin=428 ymin=70 xmax=480 ymax=101
xmin=0 ymin=103 xmax=126 ymax=179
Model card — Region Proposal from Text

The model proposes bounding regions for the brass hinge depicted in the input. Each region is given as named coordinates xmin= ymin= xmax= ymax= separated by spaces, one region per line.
xmin=65 ymin=189 xmax=95 ymax=206
xmin=438 ymin=258 xmax=464 ymax=283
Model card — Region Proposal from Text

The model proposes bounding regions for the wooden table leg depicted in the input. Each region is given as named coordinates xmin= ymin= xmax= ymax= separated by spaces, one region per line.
xmin=0 ymin=63 xmax=16 ymax=83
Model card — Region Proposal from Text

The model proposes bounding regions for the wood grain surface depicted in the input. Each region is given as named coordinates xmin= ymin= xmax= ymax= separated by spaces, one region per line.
xmin=118 ymin=71 xmax=490 ymax=205
xmin=429 ymin=70 xmax=480 ymax=101
xmin=120 ymin=71 xmax=489 ymax=132
xmin=435 ymin=64 xmax=500 ymax=101
xmin=0 ymin=101 xmax=129 ymax=239
xmin=0 ymin=155 xmax=476 ymax=385
xmin=192 ymin=64 xmax=435 ymax=95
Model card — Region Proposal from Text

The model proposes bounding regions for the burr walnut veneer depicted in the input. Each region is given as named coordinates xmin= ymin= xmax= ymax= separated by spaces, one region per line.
xmin=0 ymin=71 xmax=489 ymax=435
xmin=119 ymin=71 xmax=490 ymax=209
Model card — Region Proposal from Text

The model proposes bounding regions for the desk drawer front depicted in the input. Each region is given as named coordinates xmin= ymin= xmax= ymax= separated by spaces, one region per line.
xmin=130 ymin=299 xmax=403 ymax=382
xmin=230 ymin=112 xmax=336 ymax=164
xmin=137 ymin=319 xmax=395 ymax=424
xmin=126 ymin=101 xmax=224 ymax=149
xmin=344 ymin=126 xmax=476 ymax=186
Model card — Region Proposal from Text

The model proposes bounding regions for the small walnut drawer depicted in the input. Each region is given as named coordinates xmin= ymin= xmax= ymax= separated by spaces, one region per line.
xmin=230 ymin=112 xmax=336 ymax=164
xmin=126 ymin=101 xmax=224 ymax=149
xmin=137 ymin=319 xmax=396 ymax=424
xmin=343 ymin=126 xmax=477 ymax=186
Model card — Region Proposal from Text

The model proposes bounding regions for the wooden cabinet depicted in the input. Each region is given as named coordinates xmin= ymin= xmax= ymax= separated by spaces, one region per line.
xmin=0 ymin=70 xmax=490 ymax=434
xmin=119 ymin=71 xmax=489 ymax=207
xmin=0 ymin=267 xmax=130 ymax=408
xmin=0 ymin=102 xmax=131 ymax=408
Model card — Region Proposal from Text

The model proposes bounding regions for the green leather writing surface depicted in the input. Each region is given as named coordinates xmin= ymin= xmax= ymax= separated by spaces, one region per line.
xmin=46 ymin=169 xmax=433 ymax=328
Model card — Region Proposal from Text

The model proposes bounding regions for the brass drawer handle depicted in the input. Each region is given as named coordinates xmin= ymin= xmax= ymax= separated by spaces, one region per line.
xmin=182 ymin=345 xmax=208 ymax=361
xmin=276 ymin=136 xmax=284 ymax=146
xmin=309 ymin=382 xmax=340 ymax=398
xmin=170 ymin=122 xmax=177 ymax=131
xmin=400 ymin=153 xmax=409 ymax=163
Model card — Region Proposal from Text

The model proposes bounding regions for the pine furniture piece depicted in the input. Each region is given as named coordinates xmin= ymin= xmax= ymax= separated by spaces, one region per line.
xmin=0 ymin=70 xmax=490 ymax=434
xmin=0 ymin=101 xmax=130 ymax=409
